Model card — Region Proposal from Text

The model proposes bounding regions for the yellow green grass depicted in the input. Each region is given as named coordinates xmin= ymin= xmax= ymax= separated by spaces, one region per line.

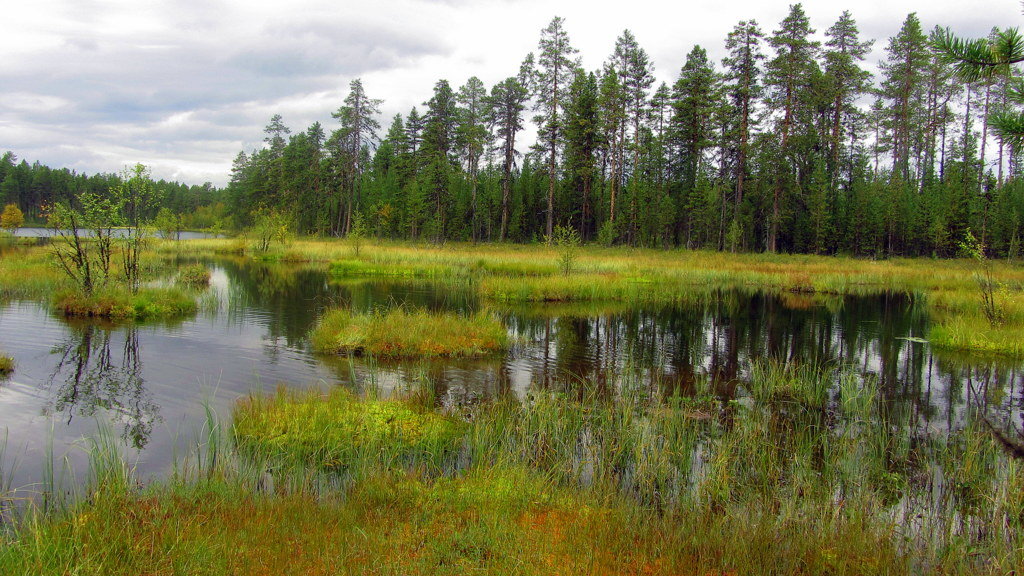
xmin=219 ymin=238 xmax=1024 ymax=357
xmin=53 ymin=287 xmax=198 ymax=320
xmin=233 ymin=387 xmax=466 ymax=472
xmin=0 ymin=354 xmax=13 ymax=375
xmin=310 ymin=307 xmax=508 ymax=358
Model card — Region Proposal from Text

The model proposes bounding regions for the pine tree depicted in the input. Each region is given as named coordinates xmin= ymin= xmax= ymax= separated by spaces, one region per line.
xmin=670 ymin=45 xmax=721 ymax=245
xmin=880 ymin=13 xmax=930 ymax=183
xmin=765 ymin=3 xmax=820 ymax=252
xmin=610 ymin=30 xmax=655 ymax=244
xmin=563 ymin=69 xmax=600 ymax=239
xmin=823 ymin=11 xmax=873 ymax=186
xmin=487 ymin=61 xmax=531 ymax=241
xmin=532 ymin=17 xmax=580 ymax=238
xmin=457 ymin=77 xmax=489 ymax=241
xmin=331 ymin=79 xmax=383 ymax=235
xmin=722 ymin=20 xmax=765 ymax=236
xmin=421 ymin=80 xmax=459 ymax=242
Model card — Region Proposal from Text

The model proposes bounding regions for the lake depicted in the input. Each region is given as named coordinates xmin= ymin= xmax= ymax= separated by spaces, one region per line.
xmin=0 ymin=256 xmax=1020 ymax=494
xmin=10 ymin=227 xmax=222 ymax=240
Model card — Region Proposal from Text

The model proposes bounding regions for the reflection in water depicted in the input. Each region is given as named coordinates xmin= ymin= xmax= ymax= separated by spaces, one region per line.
xmin=0 ymin=257 xmax=1022 ymax=489
xmin=47 ymin=323 xmax=159 ymax=449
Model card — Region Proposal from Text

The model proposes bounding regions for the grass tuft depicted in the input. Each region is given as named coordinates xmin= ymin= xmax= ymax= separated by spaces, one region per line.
xmin=310 ymin=307 xmax=508 ymax=358
xmin=233 ymin=386 xmax=467 ymax=473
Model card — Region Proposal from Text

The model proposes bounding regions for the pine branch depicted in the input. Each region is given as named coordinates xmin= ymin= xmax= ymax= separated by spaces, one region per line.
xmin=931 ymin=27 xmax=1024 ymax=82
xmin=990 ymin=107 xmax=1024 ymax=148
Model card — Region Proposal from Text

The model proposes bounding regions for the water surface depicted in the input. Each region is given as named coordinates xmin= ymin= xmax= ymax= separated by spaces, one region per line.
xmin=0 ymin=257 xmax=1020 ymax=492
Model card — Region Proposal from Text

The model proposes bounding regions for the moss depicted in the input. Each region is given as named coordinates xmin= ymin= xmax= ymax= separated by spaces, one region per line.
xmin=310 ymin=307 xmax=508 ymax=358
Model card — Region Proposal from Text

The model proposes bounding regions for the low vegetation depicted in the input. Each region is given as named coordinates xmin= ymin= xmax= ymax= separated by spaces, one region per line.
xmin=310 ymin=307 xmax=508 ymax=358
xmin=3 ymin=362 xmax=1022 ymax=574
xmin=147 ymin=237 xmax=1024 ymax=356
xmin=0 ymin=244 xmax=205 ymax=321
xmin=53 ymin=287 xmax=197 ymax=320
xmin=234 ymin=387 xmax=466 ymax=473
xmin=0 ymin=354 xmax=13 ymax=375
xmin=176 ymin=263 xmax=211 ymax=287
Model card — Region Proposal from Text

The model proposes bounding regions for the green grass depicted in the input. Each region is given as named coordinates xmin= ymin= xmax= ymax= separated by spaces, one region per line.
xmin=310 ymin=307 xmax=508 ymax=358
xmin=233 ymin=386 xmax=466 ymax=473
xmin=176 ymin=263 xmax=211 ymax=287
xmin=53 ymin=286 xmax=198 ymax=320
xmin=0 ymin=354 xmax=13 ymax=375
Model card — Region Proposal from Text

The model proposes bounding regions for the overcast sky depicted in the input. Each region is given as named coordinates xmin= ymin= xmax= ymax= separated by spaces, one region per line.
xmin=1 ymin=0 xmax=1019 ymax=187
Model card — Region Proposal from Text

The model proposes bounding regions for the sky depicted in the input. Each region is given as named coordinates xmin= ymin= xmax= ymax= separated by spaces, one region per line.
xmin=1 ymin=0 xmax=1020 ymax=187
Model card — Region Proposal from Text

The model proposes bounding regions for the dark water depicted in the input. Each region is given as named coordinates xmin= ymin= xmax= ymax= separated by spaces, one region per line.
xmin=0 ymin=257 xmax=1021 ymax=491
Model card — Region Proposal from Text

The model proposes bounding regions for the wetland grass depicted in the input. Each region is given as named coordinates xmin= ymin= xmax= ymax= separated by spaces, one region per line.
xmin=53 ymin=287 xmax=198 ymax=320
xmin=310 ymin=307 xmax=508 ymax=358
xmin=175 ymin=263 xmax=211 ymax=287
xmin=4 ymin=361 xmax=1024 ymax=574
xmin=157 ymin=237 xmax=1024 ymax=356
xmin=233 ymin=386 xmax=466 ymax=474
xmin=0 ymin=243 xmax=207 ymax=320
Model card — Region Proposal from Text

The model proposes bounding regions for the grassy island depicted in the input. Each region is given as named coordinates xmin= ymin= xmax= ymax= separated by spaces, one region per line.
xmin=310 ymin=307 xmax=508 ymax=358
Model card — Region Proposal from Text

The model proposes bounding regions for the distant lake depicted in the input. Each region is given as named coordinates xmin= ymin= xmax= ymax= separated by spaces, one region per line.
xmin=11 ymin=227 xmax=222 ymax=240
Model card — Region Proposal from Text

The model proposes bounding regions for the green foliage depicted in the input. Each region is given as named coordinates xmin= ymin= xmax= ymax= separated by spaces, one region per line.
xmin=596 ymin=220 xmax=616 ymax=247
xmin=248 ymin=207 xmax=291 ymax=253
xmin=548 ymin=224 xmax=581 ymax=275
xmin=958 ymin=229 xmax=1005 ymax=326
xmin=348 ymin=212 xmax=367 ymax=258
xmin=153 ymin=207 xmax=180 ymax=240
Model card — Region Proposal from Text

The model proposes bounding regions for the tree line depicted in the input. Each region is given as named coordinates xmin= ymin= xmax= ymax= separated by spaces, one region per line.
xmin=0 ymin=152 xmax=225 ymax=230
xmin=8 ymin=7 xmax=1024 ymax=258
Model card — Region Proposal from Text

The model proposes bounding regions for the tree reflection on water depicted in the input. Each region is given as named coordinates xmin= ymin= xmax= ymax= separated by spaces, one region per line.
xmin=47 ymin=323 xmax=159 ymax=449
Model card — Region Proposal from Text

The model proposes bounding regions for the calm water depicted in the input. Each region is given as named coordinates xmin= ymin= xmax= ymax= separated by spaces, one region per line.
xmin=0 ymin=257 xmax=1021 ymax=491
xmin=11 ymin=227 xmax=220 ymax=240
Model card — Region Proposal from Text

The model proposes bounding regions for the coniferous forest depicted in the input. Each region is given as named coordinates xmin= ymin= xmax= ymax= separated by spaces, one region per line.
xmin=5 ymin=7 xmax=1024 ymax=257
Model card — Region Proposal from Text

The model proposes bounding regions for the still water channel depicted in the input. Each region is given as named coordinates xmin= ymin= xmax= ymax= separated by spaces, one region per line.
xmin=0 ymin=256 xmax=1021 ymax=492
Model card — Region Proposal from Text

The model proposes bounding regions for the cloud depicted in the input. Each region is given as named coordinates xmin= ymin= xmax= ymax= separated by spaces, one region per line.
xmin=0 ymin=0 xmax=1020 ymax=187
